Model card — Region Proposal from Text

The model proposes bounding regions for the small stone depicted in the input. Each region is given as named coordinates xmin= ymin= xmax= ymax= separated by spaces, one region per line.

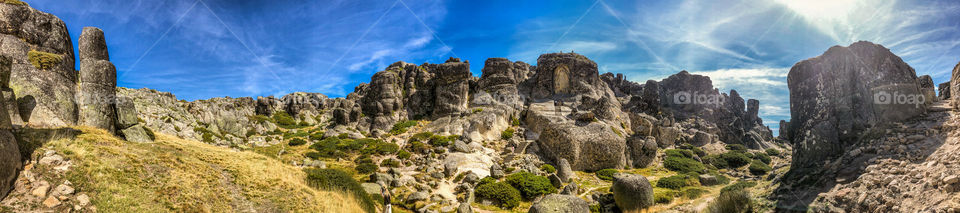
xmin=38 ymin=155 xmax=63 ymax=165
xmin=945 ymin=175 xmax=959 ymax=185
xmin=43 ymin=196 xmax=61 ymax=207
xmin=54 ymin=184 xmax=75 ymax=196
xmin=31 ymin=181 xmax=50 ymax=197
xmin=77 ymin=194 xmax=90 ymax=206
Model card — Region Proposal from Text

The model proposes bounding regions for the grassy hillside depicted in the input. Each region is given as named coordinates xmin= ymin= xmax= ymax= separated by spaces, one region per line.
xmin=41 ymin=126 xmax=365 ymax=212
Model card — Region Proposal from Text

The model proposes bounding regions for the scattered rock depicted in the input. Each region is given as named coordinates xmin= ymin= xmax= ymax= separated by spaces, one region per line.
xmin=528 ymin=194 xmax=589 ymax=213
xmin=556 ymin=159 xmax=574 ymax=183
xmin=612 ymin=174 xmax=654 ymax=211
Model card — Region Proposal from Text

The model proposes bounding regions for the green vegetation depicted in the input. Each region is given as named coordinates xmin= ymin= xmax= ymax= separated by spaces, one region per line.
xmin=653 ymin=189 xmax=677 ymax=204
xmin=308 ymin=137 xmax=399 ymax=159
xmin=511 ymin=116 xmax=521 ymax=126
xmin=504 ymin=172 xmax=556 ymax=199
xmin=390 ymin=120 xmax=419 ymax=135
xmin=725 ymin=144 xmax=748 ymax=152
xmin=272 ymin=111 xmax=301 ymax=129
xmin=305 ymin=152 xmax=322 ymax=159
xmin=706 ymin=190 xmax=754 ymax=213
xmin=396 ymin=150 xmax=411 ymax=160
xmin=540 ymin=164 xmax=556 ymax=174
xmin=721 ymin=181 xmax=757 ymax=193
xmin=354 ymin=157 xmax=379 ymax=174
xmin=719 ymin=152 xmax=752 ymax=168
xmin=305 ymin=168 xmax=375 ymax=212
xmin=475 ymin=181 xmax=521 ymax=209
xmin=656 ymin=174 xmax=700 ymax=190
xmin=765 ymin=148 xmax=780 ymax=156
xmin=288 ymin=138 xmax=307 ymax=146
xmin=596 ymin=169 xmax=619 ymax=181
xmin=748 ymin=160 xmax=772 ymax=175
xmin=380 ymin=158 xmax=400 ymax=168
xmin=752 ymin=152 xmax=771 ymax=164
xmin=501 ymin=127 xmax=515 ymax=140
xmin=28 ymin=50 xmax=61 ymax=70
xmin=472 ymin=108 xmax=484 ymax=113
xmin=684 ymin=188 xmax=709 ymax=199
xmin=663 ymin=152 xmax=706 ymax=174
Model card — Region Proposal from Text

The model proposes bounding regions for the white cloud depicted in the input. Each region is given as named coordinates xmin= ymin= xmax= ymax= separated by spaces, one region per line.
xmin=688 ymin=68 xmax=790 ymax=87
xmin=555 ymin=41 xmax=617 ymax=54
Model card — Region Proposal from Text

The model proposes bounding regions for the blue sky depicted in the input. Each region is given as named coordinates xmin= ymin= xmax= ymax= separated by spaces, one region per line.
xmin=28 ymin=0 xmax=960 ymax=135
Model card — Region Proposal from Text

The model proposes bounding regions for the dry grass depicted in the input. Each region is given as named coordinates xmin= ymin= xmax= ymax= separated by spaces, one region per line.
xmin=27 ymin=50 xmax=61 ymax=70
xmin=48 ymin=126 xmax=365 ymax=212
xmin=1 ymin=0 xmax=27 ymax=6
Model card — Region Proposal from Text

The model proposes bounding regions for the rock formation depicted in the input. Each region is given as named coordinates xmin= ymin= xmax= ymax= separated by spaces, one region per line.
xmin=786 ymin=41 xmax=927 ymax=170
xmin=76 ymin=27 xmax=117 ymax=132
xmin=0 ymin=55 xmax=18 ymax=201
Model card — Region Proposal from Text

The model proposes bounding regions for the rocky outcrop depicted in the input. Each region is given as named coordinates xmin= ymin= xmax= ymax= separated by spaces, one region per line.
xmin=627 ymin=136 xmax=657 ymax=168
xmin=528 ymin=194 xmax=589 ymax=213
xmin=952 ymin=61 xmax=960 ymax=107
xmin=76 ymin=27 xmax=116 ymax=132
xmin=939 ymin=82 xmax=950 ymax=100
xmin=612 ymin=174 xmax=654 ymax=211
xmin=429 ymin=58 xmax=471 ymax=117
xmin=918 ymin=75 xmax=935 ymax=104
xmin=0 ymin=55 xmax=16 ymax=200
xmin=786 ymin=41 xmax=927 ymax=170
xmin=0 ymin=3 xmax=77 ymax=127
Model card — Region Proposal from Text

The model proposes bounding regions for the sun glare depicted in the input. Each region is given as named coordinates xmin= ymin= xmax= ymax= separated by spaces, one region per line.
xmin=776 ymin=0 xmax=861 ymax=21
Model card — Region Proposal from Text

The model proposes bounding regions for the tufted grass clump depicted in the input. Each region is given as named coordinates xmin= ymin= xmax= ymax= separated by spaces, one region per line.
xmin=305 ymin=168 xmax=375 ymax=212
xmin=504 ymin=172 xmax=556 ymax=199
xmin=596 ymin=169 xmax=618 ymax=181
xmin=684 ymin=187 xmax=709 ymax=199
xmin=653 ymin=188 xmax=677 ymax=204
xmin=288 ymin=138 xmax=307 ymax=146
xmin=663 ymin=151 xmax=706 ymax=174
xmin=725 ymin=144 xmax=748 ymax=152
xmin=475 ymin=181 xmax=521 ymax=209
xmin=354 ymin=157 xmax=378 ymax=174
xmin=765 ymin=148 xmax=780 ymax=156
xmin=721 ymin=181 xmax=757 ymax=193
xmin=540 ymin=164 xmax=556 ymax=174
xmin=706 ymin=190 xmax=754 ymax=213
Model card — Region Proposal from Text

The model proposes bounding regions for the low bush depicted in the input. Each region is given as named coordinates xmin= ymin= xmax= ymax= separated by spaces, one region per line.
xmin=707 ymin=190 xmax=754 ymax=213
xmin=396 ymin=150 xmax=411 ymax=160
xmin=703 ymin=154 xmax=728 ymax=169
xmin=720 ymin=152 xmax=751 ymax=168
xmin=272 ymin=111 xmax=299 ymax=128
xmin=656 ymin=174 xmax=700 ymax=189
xmin=665 ymin=149 xmax=695 ymax=158
xmin=501 ymin=128 xmax=515 ymax=140
xmin=663 ymin=156 xmax=706 ymax=174
xmin=428 ymin=135 xmax=458 ymax=147
xmin=390 ymin=120 xmax=418 ymax=135
xmin=479 ymin=177 xmax=497 ymax=186
xmin=380 ymin=158 xmax=400 ymax=168
xmin=304 ymin=168 xmax=375 ymax=212
xmin=288 ymin=138 xmax=307 ymax=146
xmin=752 ymin=152 xmax=771 ymax=164
xmin=304 ymin=152 xmax=322 ymax=159
xmin=540 ymin=164 xmax=556 ymax=174
xmin=355 ymin=162 xmax=378 ymax=174
xmin=504 ymin=172 xmax=556 ymax=199
xmin=748 ymin=160 xmax=772 ymax=175
xmin=765 ymin=148 xmax=780 ymax=156
xmin=475 ymin=181 xmax=521 ymax=209
xmin=725 ymin=144 xmax=747 ymax=152
xmin=407 ymin=141 xmax=431 ymax=154
xmin=596 ymin=169 xmax=619 ymax=181
xmin=654 ymin=189 xmax=677 ymax=204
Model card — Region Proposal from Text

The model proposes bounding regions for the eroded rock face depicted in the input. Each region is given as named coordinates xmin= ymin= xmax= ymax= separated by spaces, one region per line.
xmin=787 ymin=41 xmax=927 ymax=169
xmin=612 ymin=173 xmax=654 ymax=211
xmin=76 ymin=41 xmax=117 ymax=132
xmin=918 ymin=75 xmax=935 ymax=104
xmin=952 ymin=61 xmax=960 ymax=106
xmin=0 ymin=130 xmax=19 ymax=200
xmin=537 ymin=122 xmax=626 ymax=171
xmin=0 ymin=3 xmax=77 ymax=127
xmin=939 ymin=82 xmax=950 ymax=100
xmin=430 ymin=59 xmax=471 ymax=117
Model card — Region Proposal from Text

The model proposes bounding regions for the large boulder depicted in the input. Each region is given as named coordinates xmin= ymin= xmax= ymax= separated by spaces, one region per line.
xmin=787 ymin=41 xmax=927 ymax=169
xmin=76 ymin=58 xmax=117 ymax=132
xmin=537 ymin=122 xmax=626 ymax=171
xmin=918 ymin=75 xmax=935 ymax=104
xmin=612 ymin=173 xmax=654 ymax=211
xmin=360 ymin=70 xmax=404 ymax=132
xmin=939 ymin=82 xmax=950 ymax=100
xmin=528 ymin=194 xmax=589 ymax=213
xmin=556 ymin=158 xmax=574 ymax=183
xmin=0 ymin=3 xmax=78 ymax=127
xmin=478 ymin=58 xmax=527 ymax=107
xmin=627 ymin=136 xmax=657 ymax=168
xmin=0 ymin=130 xmax=19 ymax=200
xmin=430 ymin=58 xmax=471 ymax=117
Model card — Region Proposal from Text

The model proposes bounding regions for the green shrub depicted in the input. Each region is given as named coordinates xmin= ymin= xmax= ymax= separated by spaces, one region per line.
xmin=721 ymin=181 xmax=757 ymax=193
xmin=272 ymin=111 xmax=298 ymax=128
xmin=596 ymin=169 xmax=619 ymax=181
xmin=654 ymin=190 xmax=676 ymax=204
xmin=540 ymin=164 xmax=556 ymax=174
xmin=504 ymin=172 xmax=556 ymax=199
xmin=390 ymin=120 xmax=419 ymax=135
xmin=663 ymin=156 xmax=706 ymax=173
xmin=665 ymin=149 xmax=695 ymax=158
xmin=362 ymin=140 xmax=399 ymax=155
xmin=428 ymin=135 xmax=458 ymax=147
xmin=725 ymin=144 xmax=747 ymax=152
xmin=396 ymin=150 xmax=411 ymax=160
xmin=201 ymin=132 xmax=214 ymax=143
xmin=708 ymin=171 xmax=731 ymax=185
xmin=720 ymin=152 xmax=751 ymax=168
xmin=691 ymin=147 xmax=706 ymax=157
xmin=475 ymin=181 xmax=521 ymax=209
xmin=752 ymin=152 xmax=771 ymax=164
xmin=707 ymin=190 xmax=754 ymax=213
xmin=504 ymin=167 xmax=516 ymax=173
xmin=27 ymin=50 xmax=61 ymax=70
xmin=748 ymin=160 xmax=772 ymax=175
xmin=355 ymin=162 xmax=378 ymax=174
xmin=511 ymin=116 xmax=520 ymax=126
xmin=288 ymin=138 xmax=307 ymax=146
xmin=407 ymin=141 xmax=431 ymax=154
xmin=656 ymin=174 xmax=699 ymax=189
xmin=337 ymin=133 xmax=350 ymax=139
xmin=501 ymin=128 xmax=515 ymax=140
xmin=479 ymin=177 xmax=497 ymax=186
xmin=703 ymin=154 xmax=728 ymax=169
xmin=304 ymin=152 xmax=322 ymax=159
xmin=304 ymin=168 xmax=375 ymax=212
xmin=684 ymin=188 xmax=709 ymax=199
xmin=380 ymin=158 xmax=401 ymax=168
xmin=765 ymin=148 xmax=780 ymax=156
xmin=309 ymin=131 xmax=325 ymax=140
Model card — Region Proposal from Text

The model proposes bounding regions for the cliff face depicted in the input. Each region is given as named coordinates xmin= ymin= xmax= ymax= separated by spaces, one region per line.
xmin=785 ymin=41 xmax=927 ymax=170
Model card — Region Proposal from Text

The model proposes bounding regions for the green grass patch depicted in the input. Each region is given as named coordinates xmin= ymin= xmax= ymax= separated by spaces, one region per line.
xmin=504 ymin=172 xmax=556 ymax=199
xmin=596 ymin=169 xmax=619 ymax=181
xmin=28 ymin=50 xmax=61 ymax=70
xmin=390 ymin=120 xmax=419 ymax=135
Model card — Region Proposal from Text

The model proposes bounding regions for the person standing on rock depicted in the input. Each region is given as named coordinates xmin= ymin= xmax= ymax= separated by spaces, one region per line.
xmin=381 ymin=184 xmax=392 ymax=213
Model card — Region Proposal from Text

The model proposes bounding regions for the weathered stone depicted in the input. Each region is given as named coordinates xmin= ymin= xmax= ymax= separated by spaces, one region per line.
xmin=627 ymin=136 xmax=658 ymax=168
xmin=537 ymin=122 xmax=626 ymax=171
xmin=939 ymin=82 xmax=950 ymax=100
xmin=457 ymin=202 xmax=473 ymax=213
xmin=77 ymin=81 xmax=116 ymax=131
xmin=562 ymin=182 xmax=579 ymax=195
xmin=431 ymin=59 xmax=471 ymax=117
xmin=699 ymin=174 xmax=719 ymax=186
xmin=79 ymin=27 xmax=109 ymax=61
xmin=556 ymin=158 xmax=574 ymax=183
xmin=361 ymin=183 xmax=383 ymax=200
xmin=120 ymin=123 xmax=152 ymax=143
xmin=490 ymin=164 xmax=505 ymax=179
xmin=548 ymin=174 xmax=562 ymax=189
xmin=115 ymin=96 xmax=139 ymax=129
xmin=918 ymin=75 xmax=935 ymax=104
xmin=528 ymin=194 xmax=589 ymax=213
xmin=0 ymin=130 xmax=18 ymax=200
xmin=788 ymin=41 xmax=927 ymax=170
xmin=612 ymin=174 xmax=654 ymax=211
